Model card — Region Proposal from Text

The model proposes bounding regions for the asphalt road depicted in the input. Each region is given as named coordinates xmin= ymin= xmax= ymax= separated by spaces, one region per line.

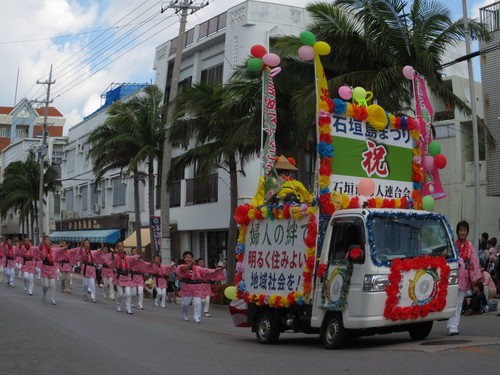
xmin=1 ymin=274 xmax=500 ymax=375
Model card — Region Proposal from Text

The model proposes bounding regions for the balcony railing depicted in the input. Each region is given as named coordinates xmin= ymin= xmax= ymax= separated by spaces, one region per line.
xmin=185 ymin=173 xmax=218 ymax=205
xmin=480 ymin=2 xmax=500 ymax=32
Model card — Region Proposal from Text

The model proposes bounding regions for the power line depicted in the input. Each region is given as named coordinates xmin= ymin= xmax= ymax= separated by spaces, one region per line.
xmin=51 ymin=14 xmax=179 ymax=100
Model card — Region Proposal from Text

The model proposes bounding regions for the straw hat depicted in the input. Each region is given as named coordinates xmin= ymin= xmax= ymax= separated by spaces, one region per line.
xmin=274 ymin=155 xmax=298 ymax=171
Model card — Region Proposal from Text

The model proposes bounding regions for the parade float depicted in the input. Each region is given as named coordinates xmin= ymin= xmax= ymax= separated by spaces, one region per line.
xmin=227 ymin=32 xmax=459 ymax=349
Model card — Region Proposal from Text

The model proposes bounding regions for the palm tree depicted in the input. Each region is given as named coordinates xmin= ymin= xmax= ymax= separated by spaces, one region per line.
xmin=274 ymin=0 xmax=490 ymax=115
xmin=0 ymin=151 xmax=61 ymax=239
xmin=88 ymin=85 xmax=165 ymax=253
xmin=169 ymin=82 xmax=262 ymax=283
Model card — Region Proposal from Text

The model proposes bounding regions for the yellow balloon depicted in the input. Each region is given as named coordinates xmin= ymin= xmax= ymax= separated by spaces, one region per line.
xmin=224 ymin=286 xmax=237 ymax=300
xmin=313 ymin=41 xmax=331 ymax=56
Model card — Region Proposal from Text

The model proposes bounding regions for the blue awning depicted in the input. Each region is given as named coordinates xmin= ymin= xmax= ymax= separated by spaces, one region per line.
xmin=49 ymin=229 xmax=121 ymax=244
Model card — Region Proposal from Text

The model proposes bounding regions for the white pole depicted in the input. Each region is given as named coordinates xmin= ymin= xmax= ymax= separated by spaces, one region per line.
xmin=461 ymin=0 xmax=481 ymax=250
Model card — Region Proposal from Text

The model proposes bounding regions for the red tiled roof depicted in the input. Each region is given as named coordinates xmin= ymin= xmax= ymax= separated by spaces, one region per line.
xmin=35 ymin=107 xmax=64 ymax=117
xmin=0 ymin=106 xmax=63 ymax=117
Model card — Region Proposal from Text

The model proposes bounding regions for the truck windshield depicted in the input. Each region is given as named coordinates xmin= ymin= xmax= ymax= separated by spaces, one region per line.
xmin=369 ymin=214 xmax=454 ymax=265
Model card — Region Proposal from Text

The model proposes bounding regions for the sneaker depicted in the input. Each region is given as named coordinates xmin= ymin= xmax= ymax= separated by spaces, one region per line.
xmin=204 ymin=312 xmax=211 ymax=317
xmin=154 ymin=300 xmax=159 ymax=307
xmin=183 ymin=314 xmax=189 ymax=321
xmin=194 ymin=317 xmax=201 ymax=323
xmin=29 ymin=292 xmax=32 ymax=296
xmin=447 ymin=331 xmax=459 ymax=336
xmin=126 ymin=308 xmax=133 ymax=315
xmin=50 ymin=299 xmax=57 ymax=305
xmin=161 ymin=304 xmax=166 ymax=308
xmin=117 ymin=305 xmax=122 ymax=312
xmin=83 ymin=295 xmax=88 ymax=301
xmin=138 ymin=305 xmax=143 ymax=310
xmin=92 ymin=298 xmax=97 ymax=303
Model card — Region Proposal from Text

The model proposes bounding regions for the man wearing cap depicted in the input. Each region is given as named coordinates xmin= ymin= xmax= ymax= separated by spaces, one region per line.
xmin=253 ymin=155 xmax=313 ymax=206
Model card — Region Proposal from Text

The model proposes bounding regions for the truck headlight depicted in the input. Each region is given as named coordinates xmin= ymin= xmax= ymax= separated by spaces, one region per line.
xmin=448 ymin=270 xmax=459 ymax=285
xmin=363 ymin=274 xmax=390 ymax=292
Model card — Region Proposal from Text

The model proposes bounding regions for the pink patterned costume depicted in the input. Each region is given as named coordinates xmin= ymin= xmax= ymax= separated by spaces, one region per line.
xmin=36 ymin=244 xmax=66 ymax=304
xmin=176 ymin=264 xmax=224 ymax=322
xmin=148 ymin=263 xmax=176 ymax=308
xmin=111 ymin=252 xmax=142 ymax=313
xmin=19 ymin=245 xmax=37 ymax=295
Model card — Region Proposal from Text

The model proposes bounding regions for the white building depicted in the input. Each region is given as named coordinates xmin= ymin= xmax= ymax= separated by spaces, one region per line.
xmin=153 ymin=0 xmax=311 ymax=264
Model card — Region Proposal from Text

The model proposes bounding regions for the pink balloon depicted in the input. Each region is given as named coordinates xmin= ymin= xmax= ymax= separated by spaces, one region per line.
xmin=338 ymin=86 xmax=352 ymax=100
xmin=358 ymin=178 xmax=375 ymax=197
xmin=423 ymin=155 xmax=435 ymax=171
xmin=298 ymin=45 xmax=315 ymax=61
xmin=262 ymin=53 xmax=280 ymax=67
xmin=403 ymin=65 xmax=414 ymax=80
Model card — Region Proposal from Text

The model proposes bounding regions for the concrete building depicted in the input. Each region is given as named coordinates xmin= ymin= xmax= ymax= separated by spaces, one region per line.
xmin=153 ymin=0 xmax=311 ymax=264
xmin=0 ymin=98 xmax=65 ymax=240
xmin=480 ymin=2 xmax=500 ymax=199
xmin=52 ymin=83 xmax=150 ymax=253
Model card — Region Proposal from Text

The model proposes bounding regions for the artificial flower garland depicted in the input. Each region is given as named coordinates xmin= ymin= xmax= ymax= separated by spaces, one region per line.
xmin=233 ymin=202 xmax=318 ymax=308
xmin=384 ymin=255 xmax=450 ymax=321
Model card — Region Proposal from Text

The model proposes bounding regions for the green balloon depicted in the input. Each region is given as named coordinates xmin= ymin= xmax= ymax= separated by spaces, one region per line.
xmin=422 ymin=195 xmax=435 ymax=211
xmin=299 ymin=31 xmax=316 ymax=46
xmin=247 ymin=58 xmax=263 ymax=72
xmin=428 ymin=141 xmax=441 ymax=157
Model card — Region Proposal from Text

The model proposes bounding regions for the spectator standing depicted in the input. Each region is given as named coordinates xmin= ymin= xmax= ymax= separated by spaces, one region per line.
xmin=447 ymin=220 xmax=481 ymax=336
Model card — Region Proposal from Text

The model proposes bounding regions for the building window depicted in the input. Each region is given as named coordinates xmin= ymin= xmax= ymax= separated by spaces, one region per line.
xmin=0 ymin=128 xmax=9 ymax=137
xmin=185 ymin=173 xmax=218 ymax=205
xmin=178 ymin=76 xmax=192 ymax=94
xmin=81 ymin=185 xmax=88 ymax=212
xmin=53 ymin=194 xmax=61 ymax=215
xmin=201 ymin=64 xmax=223 ymax=85
xmin=112 ymin=177 xmax=127 ymax=206
xmin=66 ymin=149 xmax=75 ymax=172
xmin=434 ymin=124 xmax=456 ymax=139
xmin=185 ymin=28 xmax=195 ymax=46
xmin=65 ymin=189 xmax=74 ymax=211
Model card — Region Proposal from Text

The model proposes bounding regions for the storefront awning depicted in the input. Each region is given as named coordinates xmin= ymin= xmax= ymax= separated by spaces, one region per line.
xmin=49 ymin=229 xmax=121 ymax=244
xmin=123 ymin=228 xmax=151 ymax=248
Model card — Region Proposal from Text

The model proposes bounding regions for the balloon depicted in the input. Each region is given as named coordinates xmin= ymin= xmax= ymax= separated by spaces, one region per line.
xmin=313 ymin=41 xmax=331 ymax=55
xmin=403 ymin=65 xmax=414 ymax=80
xmin=352 ymin=87 xmax=367 ymax=101
xmin=262 ymin=53 xmax=280 ymax=67
xmin=428 ymin=141 xmax=441 ymax=157
xmin=224 ymin=286 xmax=237 ymax=300
xmin=298 ymin=45 xmax=315 ymax=60
xmin=250 ymin=44 xmax=266 ymax=58
xmin=422 ymin=195 xmax=435 ymax=211
xmin=423 ymin=155 xmax=435 ymax=171
xmin=434 ymin=154 xmax=447 ymax=169
xmin=247 ymin=58 xmax=263 ymax=72
xmin=338 ymin=86 xmax=352 ymax=100
xmin=269 ymin=66 xmax=282 ymax=78
xmin=299 ymin=31 xmax=316 ymax=46
xmin=358 ymin=178 xmax=375 ymax=197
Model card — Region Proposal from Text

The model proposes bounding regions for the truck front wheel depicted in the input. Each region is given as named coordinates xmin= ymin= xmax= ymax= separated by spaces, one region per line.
xmin=256 ymin=311 xmax=280 ymax=344
xmin=408 ymin=321 xmax=433 ymax=341
xmin=320 ymin=312 xmax=348 ymax=349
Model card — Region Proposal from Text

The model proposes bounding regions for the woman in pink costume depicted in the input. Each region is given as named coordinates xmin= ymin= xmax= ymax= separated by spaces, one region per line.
xmin=176 ymin=251 xmax=225 ymax=323
xmin=130 ymin=247 xmax=148 ymax=310
xmin=36 ymin=235 xmax=67 ymax=305
xmin=111 ymin=240 xmax=144 ymax=314
xmin=97 ymin=244 xmax=115 ymax=300
xmin=2 ymin=238 xmax=18 ymax=287
xmin=19 ymin=237 xmax=38 ymax=295
xmin=58 ymin=240 xmax=80 ymax=294
xmin=147 ymin=255 xmax=176 ymax=308
xmin=447 ymin=220 xmax=481 ymax=336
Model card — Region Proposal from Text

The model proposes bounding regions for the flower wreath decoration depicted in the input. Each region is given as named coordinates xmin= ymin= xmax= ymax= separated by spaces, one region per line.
xmin=233 ymin=202 xmax=318 ymax=308
xmin=319 ymin=259 xmax=353 ymax=311
xmin=384 ymin=255 xmax=450 ymax=321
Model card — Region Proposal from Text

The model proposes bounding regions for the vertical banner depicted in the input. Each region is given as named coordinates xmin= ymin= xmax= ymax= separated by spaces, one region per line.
xmin=149 ymin=216 xmax=162 ymax=256
xmin=413 ymin=74 xmax=446 ymax=200
xmin=262 ymin=69 xmax=277 ymax=177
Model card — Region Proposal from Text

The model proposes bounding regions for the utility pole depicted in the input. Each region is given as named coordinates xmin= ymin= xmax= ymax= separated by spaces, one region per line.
xmin=159 ymin=0 xmax=208 ymax=264
xmin=462 ymin=0 xmax=481 ymax=251
xmin=34 ymin=65 xmax=55 ymax=244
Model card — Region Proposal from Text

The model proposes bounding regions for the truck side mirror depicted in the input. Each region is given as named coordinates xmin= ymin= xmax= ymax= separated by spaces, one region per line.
xmin=347 ymin=246 xmax=364 ymax=263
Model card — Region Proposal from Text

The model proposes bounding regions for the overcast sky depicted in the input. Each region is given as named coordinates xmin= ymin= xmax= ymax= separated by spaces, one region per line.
xmin=0 ymin=0 xmax=495 ymax=133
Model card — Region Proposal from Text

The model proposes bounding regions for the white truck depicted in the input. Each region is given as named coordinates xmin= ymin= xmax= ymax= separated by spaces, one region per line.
xmin=232 ymin=206 xmax=458 ymax=349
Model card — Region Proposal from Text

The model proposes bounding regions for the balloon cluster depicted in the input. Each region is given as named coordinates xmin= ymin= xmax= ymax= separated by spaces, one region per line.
xmin=297 ymin=31 xmax=331 ymax=60
xmin=247 ymin=44 xmax=282 ymax=77
xmin=421 ymin=141 xmax=447 ymax=210
xmin=338 ymin=86 xmax=374 ymax=107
